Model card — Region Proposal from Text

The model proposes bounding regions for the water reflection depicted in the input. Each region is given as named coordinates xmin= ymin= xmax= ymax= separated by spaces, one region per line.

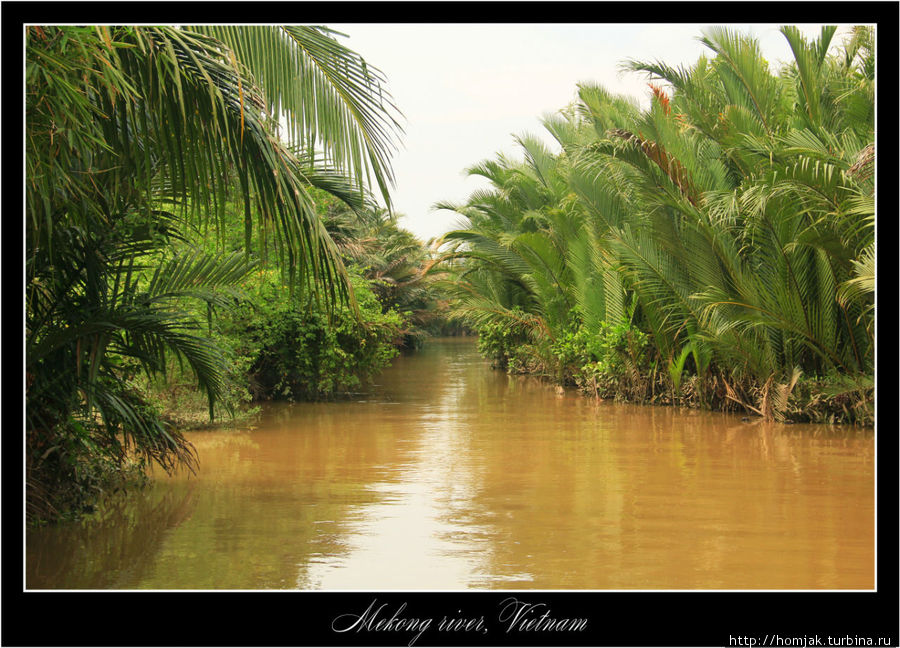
xmin=26 ymin=484 xmax=197 ymax=589
xmin=300 ymin=346 xmax=507 ymax=589
xmin=26 ymin=338 xmax=874 ymax=590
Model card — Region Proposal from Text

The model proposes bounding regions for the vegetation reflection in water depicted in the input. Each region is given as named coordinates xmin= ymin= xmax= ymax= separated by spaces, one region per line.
xmin=26 ymin=339 xmax=874 ymax=590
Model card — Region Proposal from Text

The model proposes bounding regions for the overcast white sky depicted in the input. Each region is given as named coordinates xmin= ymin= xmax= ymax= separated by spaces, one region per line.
xmin=327 ymin=23 xmax=857 ymax=242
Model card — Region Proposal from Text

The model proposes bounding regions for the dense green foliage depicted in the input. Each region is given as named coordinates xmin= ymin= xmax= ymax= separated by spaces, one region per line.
xmin=206 ymin=268 xmax=403 ymax=403
xmin=138 ymin=264 xmax=409 ymax=428
xmin=439 ymin=26 xmax=875 ymax=425
xmin=246 ymin=273 xmax=403 ymax=399
xmin=25 ymin=25 xmax=406 ymax=521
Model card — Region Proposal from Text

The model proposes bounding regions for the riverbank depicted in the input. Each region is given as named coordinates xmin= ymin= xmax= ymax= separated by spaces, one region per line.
xmin=478 ymin=328 xmax=874 ymax=427
xmin=150 ymin=328 xmax=874 ymax=433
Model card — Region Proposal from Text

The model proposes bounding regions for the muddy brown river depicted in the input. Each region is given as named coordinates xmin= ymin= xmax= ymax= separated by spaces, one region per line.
xmin=26 ymin=338 xmax=875 ymax=590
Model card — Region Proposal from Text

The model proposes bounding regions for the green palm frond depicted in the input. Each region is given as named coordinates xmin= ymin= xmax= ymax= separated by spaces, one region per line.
xmin=26 ymin=25 xmax=403 ymax=305
xmin=837 ymin=244 xmax=874 ymax=311
xmin=189 ymin=25 xmax=403 ymax=208
xmin=700 ymin=26 xmax=782 ymax=136
xmin=779 ymin=26 xmax=837 ymax=132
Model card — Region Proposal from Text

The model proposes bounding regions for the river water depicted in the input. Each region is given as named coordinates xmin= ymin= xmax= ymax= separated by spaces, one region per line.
xmin=26 ymin=338 xmax=874 ymax=590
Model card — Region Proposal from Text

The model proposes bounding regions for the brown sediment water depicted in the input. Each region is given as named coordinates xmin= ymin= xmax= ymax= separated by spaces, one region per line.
xmin=26 ymin=338 xmax=875 ymax=590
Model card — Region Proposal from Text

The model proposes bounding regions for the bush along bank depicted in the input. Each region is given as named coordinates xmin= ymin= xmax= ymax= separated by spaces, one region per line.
xmin=476 ymin=314 xmax=873 ymax=426
xmin=137 ymin=268 xmax=403 ymax=424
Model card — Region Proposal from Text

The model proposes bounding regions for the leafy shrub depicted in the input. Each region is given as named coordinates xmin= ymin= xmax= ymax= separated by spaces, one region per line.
xmin=551 ymin=321 xmax=653 ymax=401
xmin=549 ymin=325 xmax=599 ymax=384
xmin=236 ymin=270 xmax=403 ymax=400
xmin=476 ymin=313 xmax=530 ymax=369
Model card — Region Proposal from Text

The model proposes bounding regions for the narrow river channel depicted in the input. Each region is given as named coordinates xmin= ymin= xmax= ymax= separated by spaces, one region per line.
xmin=26 ymin=338 xmax=874 ymax=590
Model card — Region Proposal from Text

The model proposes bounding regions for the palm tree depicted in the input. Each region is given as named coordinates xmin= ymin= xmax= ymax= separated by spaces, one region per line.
xmin=438 ymin=25 xmax=874 ymax=419
xmin=436 ymin=125 xmax=632 ymax=362
xmin=615 ymin=26 xmax=874 ymax=380
xmin=25 ymin=25 xmax=402 ymax=518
